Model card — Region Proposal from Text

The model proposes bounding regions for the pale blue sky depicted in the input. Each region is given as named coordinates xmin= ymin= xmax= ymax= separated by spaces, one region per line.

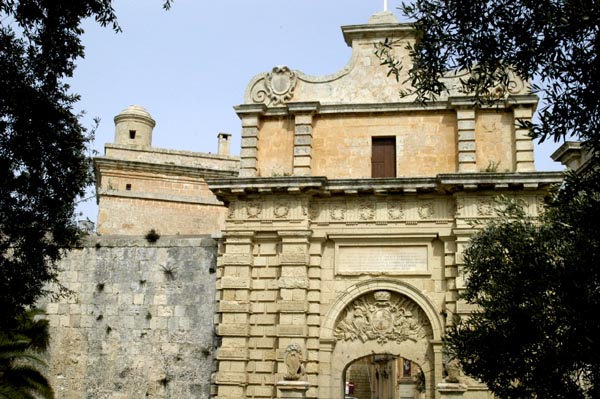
xmin=72 ymin=0 xmax=563 ymax=222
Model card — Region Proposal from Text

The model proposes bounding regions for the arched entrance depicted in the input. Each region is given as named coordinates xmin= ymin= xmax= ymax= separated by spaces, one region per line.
xmin=343 ymin=354 xmax=425 ymax=399
xmin=319 ymin=279 xmax=443 ymax=399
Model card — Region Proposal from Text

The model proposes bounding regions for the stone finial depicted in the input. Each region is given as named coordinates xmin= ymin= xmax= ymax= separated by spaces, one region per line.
xmin=283 ymin=343 xmax=305 ymax=380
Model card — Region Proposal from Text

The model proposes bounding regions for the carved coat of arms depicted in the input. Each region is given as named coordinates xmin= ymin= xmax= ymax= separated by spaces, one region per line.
xmin=334 ymin=291 xmax=429 ymax=344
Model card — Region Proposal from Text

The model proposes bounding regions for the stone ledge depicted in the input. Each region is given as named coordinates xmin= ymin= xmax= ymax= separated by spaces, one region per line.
xmin=208 ymin=172 xmax=563 ymax=200
xmin=78 ymin=235 xmax=215 ymax=248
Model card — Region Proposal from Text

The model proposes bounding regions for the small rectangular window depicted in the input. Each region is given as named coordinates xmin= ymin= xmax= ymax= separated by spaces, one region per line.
xmin=125 ymin=184 xmax=132 ymax=191
xmin=372 ymin=137 xmax=396 ymax=178
xmin=129 ymin=130 xmax=136 ymax=139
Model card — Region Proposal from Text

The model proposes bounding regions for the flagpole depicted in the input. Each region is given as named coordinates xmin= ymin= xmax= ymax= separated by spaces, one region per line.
xmin=384 ymin=0 xmax=388 ymax=11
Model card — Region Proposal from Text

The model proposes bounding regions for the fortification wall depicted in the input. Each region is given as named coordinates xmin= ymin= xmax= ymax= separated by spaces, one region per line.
xmin=42 ymin=235 xmax=217 ymax=399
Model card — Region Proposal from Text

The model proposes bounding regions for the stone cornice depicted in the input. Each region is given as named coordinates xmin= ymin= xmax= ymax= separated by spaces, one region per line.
xmin=104 ymin=143 xmax=240 ymax=162
xmin=206 ymin=172 xmax=563 ymax=199
xmin=95 ymin=157 xmax=239 ymax=180
xmin=437 ymin=172 xmax=563 ymax=190
xmin=238 ymin=96 xmax=539 ymax=118
xmin=341 ymin=22 xmax=415 ymax=47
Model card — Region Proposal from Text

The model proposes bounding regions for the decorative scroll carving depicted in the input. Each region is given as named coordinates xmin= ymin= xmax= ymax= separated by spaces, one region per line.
xmin=257 ymin=66 xmax=297 ymax=105
xmin=359 ymin=201 xmax=375 ymax=220
xmin=283 ymin=343 xmax=305 ymax=380
xmin=245 ymin=201 xmax=262 ymax=219
xmin=334 ymin=291 xmax=431 ymax=344
xmin=274 ymin=202 xmax=290 ymax=218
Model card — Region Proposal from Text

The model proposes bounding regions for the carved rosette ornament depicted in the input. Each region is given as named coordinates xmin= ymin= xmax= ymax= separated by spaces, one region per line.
xmin=283 ymin=343 xmax=305 ymax=380
xmin=262 ymin=66 xmax=297 ymax=105
xmin=334 ymin=291 xmax=431 ymax=344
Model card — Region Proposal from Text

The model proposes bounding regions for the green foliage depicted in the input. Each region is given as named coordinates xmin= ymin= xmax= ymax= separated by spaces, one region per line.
xmin=390 ymin=0 xmax=600 ymax=152
xmin=445 ymin=170 xmax=600 ymax=399
xmin=381 ymin=3 xmax=600 ymax=395
xmin=145 ymin=228 xmax=161 ymax=243
xmin=0 ymin=309 xmax=54 ymax=399
xmin=0 ymin=1 xmax=172 ymax=325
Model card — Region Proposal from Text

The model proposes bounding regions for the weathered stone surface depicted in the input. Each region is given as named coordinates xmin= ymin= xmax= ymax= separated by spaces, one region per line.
xmin=42 ymin=236 xmax=216 ymax=399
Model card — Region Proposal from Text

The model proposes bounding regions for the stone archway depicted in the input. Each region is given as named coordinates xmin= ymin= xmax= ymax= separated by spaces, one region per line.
xmin=319 ymin=279 xmax=443 ymax=399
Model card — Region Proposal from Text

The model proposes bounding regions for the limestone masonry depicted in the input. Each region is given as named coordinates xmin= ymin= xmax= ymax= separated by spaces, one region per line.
xmin=45 ymin=11 xmax=565 ymax=399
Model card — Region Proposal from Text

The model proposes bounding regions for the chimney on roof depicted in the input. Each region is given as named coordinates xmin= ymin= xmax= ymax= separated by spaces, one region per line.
xmin=218 ymin=133 xmax=231 ymax=156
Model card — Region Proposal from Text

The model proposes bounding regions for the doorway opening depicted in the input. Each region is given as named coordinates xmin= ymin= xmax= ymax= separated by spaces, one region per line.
xmin=343 ymin=354 xmax=425 ymax=399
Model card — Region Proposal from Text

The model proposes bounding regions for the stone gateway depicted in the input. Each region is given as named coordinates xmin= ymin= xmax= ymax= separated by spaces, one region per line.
xmin=44 ymin=11 xmax=563 ymax=399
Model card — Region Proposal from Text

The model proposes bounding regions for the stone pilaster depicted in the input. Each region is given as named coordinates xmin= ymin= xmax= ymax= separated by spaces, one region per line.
xmin=442 ymin=236 xmax=458 ymax=327
xmin=276 ymin=231 xmax=311 ymax=389
xmin=246 ymin=232 xmax=280 ymax=399
xmin=288 ymin=102 xmax=320 ymax=176
xmin=456 ymin=108 xmax=477 ymax=172
xmin=215 ymin=231 xmax=254 ymax=399
xmin=432 ymin=340 xmax=445 ymax=397
xmin=235 ymin=104 xmax=266 ymax=177
xmin=513 ymin=106 xmax=535 ymax=172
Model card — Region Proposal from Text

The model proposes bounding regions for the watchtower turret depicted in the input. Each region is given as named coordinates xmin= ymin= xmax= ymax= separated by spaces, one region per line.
xmin=113 ymin=105 xmax=155 ymax=147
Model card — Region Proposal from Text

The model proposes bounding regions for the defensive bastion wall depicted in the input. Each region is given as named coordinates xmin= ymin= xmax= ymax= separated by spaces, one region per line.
xmin=41 ymin=235 xmax=217 ymax=399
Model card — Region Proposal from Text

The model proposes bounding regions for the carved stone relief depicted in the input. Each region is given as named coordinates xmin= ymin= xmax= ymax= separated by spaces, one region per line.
xmin=329 ymin=203 xmax=346 ymax=221
xmin=227 ymin=202 xmax=236 ymax=219
xmin=417 ymin=202 xmax=434 ymax=219
xmin=358 ymin=201 xmax=375 ymax=220
xmin=245 ymin=201 xmax=262 ymax=219
xmin=274 ymin=202 xmax=290 ymax=218
xmin=388 ymin=202 xmax=405 ymax=220
xmin=252 ymin=66 xmax=297 ymax=105
xmin=476 ymin=200 xmax=494 ymax=217
xmin=334 ymin=291 xmax=431 ymax=344
xmin=283 ymin=343 xmax=305 ymax=380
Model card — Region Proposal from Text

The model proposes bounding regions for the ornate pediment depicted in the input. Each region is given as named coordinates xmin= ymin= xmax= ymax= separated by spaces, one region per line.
xmin=334 ymin=291 xmax=432 ymax=344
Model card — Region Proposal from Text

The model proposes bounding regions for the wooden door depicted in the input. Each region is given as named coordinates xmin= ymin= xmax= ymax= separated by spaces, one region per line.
xmin=372 ymin=137 xmax=396 ymax=178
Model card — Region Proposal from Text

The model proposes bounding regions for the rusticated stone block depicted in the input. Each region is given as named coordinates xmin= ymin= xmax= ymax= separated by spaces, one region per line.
xmin=278 ymin=301 xmax=308 ymax=313
xmin=220 ymin=253 xmax=253 ymax=266
xmin=277 ymin=324 xmax=307 ymax=337
xmin=216 ymin=372 xmax=247 ymax=385
xmin=218 ymin=301 xmax=250 ymax=313
xmin=218 ymin=323 xmax=250 ymax=336
xmin=217 ymin=347 xmax=248 ymax=360
xmin=279 ymin=252 xmax=309 ymax=265
xmin=220 ymin=277 xmax=251 ymax=289
xmin=278 ymin=277 xmax=309 ymax=289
